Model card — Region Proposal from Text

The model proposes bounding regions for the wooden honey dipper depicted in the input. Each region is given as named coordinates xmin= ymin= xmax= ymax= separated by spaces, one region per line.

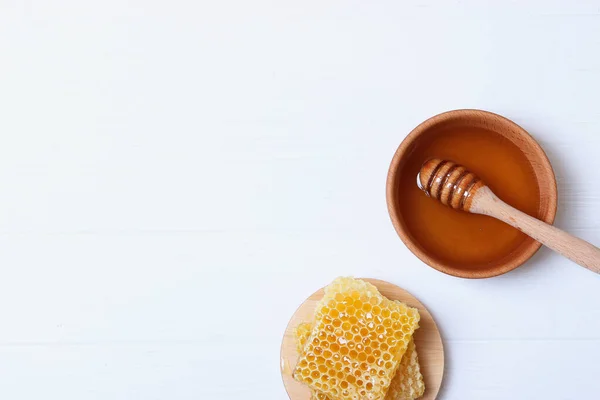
xmin=418 ymin=158 xmax=600 ymax=274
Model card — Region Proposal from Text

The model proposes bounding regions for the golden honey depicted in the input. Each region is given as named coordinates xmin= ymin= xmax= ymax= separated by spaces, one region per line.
xmin=394 ymin=127 xmax=540 ymax=270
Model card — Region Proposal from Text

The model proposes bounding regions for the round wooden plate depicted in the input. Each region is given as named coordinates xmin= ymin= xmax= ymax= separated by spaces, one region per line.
xmin=280 ymin=278 xmax=444 ymax=400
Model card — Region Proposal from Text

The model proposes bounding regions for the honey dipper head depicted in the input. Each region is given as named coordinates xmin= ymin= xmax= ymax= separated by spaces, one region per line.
xmin=417 ymin=158 xmax=485 ymax=211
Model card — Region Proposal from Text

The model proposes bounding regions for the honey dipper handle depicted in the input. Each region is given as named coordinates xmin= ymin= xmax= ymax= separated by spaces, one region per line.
xmin=471 ymin=186 xmax=600 ymax=274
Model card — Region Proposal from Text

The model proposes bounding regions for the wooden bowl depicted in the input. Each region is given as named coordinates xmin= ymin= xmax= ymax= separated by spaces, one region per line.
xmin=386 ymin=110 xmax=557 ymax=278
xmin=280 ymin=278 xmax=444 ymax=400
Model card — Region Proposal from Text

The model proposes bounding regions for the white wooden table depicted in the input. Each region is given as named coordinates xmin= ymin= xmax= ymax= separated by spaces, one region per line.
xmin=1 ymin=1 xmax=600 ymax=399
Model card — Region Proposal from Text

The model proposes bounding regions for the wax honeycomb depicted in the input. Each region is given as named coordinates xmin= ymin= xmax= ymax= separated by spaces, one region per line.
xmin=385 ymin=338 xmax=425 ymax=400
xmin=295 ymin=322 xmax=335 ymax=400
xmin=296 ymin=324 xmax=425 ymax=400
xmin=295 ymin=322 xmax=313 ymax=353
xmin=293 ymin=277 xmax=420 ymax=400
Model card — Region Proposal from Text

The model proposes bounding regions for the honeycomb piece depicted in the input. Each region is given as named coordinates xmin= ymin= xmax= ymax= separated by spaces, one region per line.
xmin=294 ymin=322 xmax=330 ymax=400
xmin=296 ymin=324 xmax=425 ymax=400
xmin=295 ymin=322 xmax=313 ymax=353
xmin=385 ymin=338 xmax=425 ymax=400
xmin=293 ymin=277 xmax=420 ymax=400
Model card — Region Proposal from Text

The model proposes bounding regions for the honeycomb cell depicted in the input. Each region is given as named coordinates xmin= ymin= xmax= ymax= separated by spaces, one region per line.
xmin=292 ymin=277 xmax=421 ymax=400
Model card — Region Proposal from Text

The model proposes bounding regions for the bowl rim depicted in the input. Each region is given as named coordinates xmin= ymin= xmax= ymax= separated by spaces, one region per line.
xmin=386 ymin=109 xmax=558 ymax=278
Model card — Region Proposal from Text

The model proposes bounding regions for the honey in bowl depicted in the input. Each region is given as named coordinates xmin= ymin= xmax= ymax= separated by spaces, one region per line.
xmin=394 ymin=126 xmax=541 ymax=271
